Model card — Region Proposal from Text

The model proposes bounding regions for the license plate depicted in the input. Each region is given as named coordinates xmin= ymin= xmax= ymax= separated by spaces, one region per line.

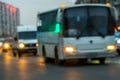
xmin=87 ymin=53 xmax=97 ymax=58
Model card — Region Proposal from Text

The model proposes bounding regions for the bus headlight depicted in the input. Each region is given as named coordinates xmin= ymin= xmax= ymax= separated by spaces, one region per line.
xmin=117 ymin=39 xmax=120 ymax=44
xmin=106 ymin=44 xmax=117 ymax=50
xmin=64 ymin=46 xmax=75 ymax=54
xmin=18 ymin=43 xmax=25 ymax=49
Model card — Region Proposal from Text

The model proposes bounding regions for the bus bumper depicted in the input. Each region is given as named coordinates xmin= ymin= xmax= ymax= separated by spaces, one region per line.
xmin=63 ymin=51 xmax=117 ymax=60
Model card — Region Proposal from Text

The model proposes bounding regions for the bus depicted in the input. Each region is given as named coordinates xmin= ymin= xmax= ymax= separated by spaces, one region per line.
xmin=37 ymin=4 xmax=118 ymax=64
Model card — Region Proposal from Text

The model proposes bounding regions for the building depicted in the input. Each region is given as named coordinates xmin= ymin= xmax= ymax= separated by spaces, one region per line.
xmin=0 ymin=1 xmax=20 ymax=37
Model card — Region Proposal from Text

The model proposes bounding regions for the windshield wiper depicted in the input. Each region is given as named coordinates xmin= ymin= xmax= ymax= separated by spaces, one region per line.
xmin=92 ymin=25 xmax=105 ymax=38
xmin=90 ymin=18 xmax=106 ymax=38
xmin=76 ymin=27 xmax=86 ymax=39
xmin=76 ymin=18 xmax=105 ymax=39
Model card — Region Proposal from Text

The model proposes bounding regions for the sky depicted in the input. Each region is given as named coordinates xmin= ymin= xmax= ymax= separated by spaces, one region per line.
xmin=2 ymin=0 xmax=76 ymax=25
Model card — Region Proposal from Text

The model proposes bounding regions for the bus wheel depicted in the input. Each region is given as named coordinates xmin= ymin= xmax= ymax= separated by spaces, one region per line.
xmin=54 ymin=47 xmax=62 ymax=65
xmin=42 ymin=46 xmax=48 ymax=63
xmin=98 ymin=58 xmax=105 ymax=64
xmin=18 ymin=52 xmax=22 ymax=58
xmin=116 ymin=49 xmax=120 ymax=55
xmin=33 ymin=52 xmax=37 ymax=56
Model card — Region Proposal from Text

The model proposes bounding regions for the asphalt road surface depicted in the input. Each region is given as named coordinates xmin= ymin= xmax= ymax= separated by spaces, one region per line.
xmin=0 ymin=51 xmax=120 ymax=80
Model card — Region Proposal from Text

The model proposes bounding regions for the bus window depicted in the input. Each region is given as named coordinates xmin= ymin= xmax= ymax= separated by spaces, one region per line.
xmin=63 ymin=7 xmax=88 ymax=37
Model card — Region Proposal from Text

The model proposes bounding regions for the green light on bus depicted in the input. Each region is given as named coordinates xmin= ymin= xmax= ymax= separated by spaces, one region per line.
xmin=54 ymin=23 xmax=60 ymax=33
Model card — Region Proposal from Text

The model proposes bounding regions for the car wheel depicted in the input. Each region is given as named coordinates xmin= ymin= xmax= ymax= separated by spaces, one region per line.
xmin=13 ymin=52 xmax=17 ymax=57
xmin=98 ymin=58 xmax=105 ymax=64
xmin=42 ymin=46 xmax=48 ymax=63
xmin=33 ymin=52 xmax=37 ymax=56
xmin=18 ymin=52 xmax=22 ymax=58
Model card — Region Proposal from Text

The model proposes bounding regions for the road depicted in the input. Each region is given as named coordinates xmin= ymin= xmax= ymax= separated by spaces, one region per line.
xmin=0 ymin=50 xmax=120 ymax=80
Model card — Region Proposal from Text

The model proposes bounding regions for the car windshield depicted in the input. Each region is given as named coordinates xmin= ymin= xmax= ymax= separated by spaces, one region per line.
xmin=3 ymin=38 xmax=14 ymax=42
xmin=0 ymin=38 xmax=4 ymax=42
xmin=18 ymin=31 xmax=37 ymax=39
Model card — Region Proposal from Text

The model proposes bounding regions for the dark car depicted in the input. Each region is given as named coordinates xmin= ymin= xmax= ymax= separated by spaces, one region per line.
xmin=2 ymin=37 xmax=15 ymax=52
xmin=0 ymin=38 xmax=5 ymax=48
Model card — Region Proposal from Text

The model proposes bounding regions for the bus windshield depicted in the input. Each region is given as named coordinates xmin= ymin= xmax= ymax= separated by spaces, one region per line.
xmin=63 ymin=6 xmax=114 ymax=37
xmin=18 ymin=31 xmax=36 ymax=40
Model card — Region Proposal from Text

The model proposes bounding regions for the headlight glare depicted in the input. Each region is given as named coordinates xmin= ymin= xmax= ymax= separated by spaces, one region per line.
xmin=64 ymin=46 xmax=75 ymax=54
xmin=117 ymin=39 xmax=120 ymax=44
xmin=3 ymin=43 xmax=10 ymax=49
xmin=18 ymin=43 xmax=25 ymax=48
xmin=107 ymin=44 xmax=117 ymax=50
xmin=36 ymin=43 xmax=39 ymax=47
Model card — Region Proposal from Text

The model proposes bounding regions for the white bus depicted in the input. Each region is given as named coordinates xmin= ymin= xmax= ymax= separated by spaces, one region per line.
xmin=37 ymin=4 xmax=118 ymax=64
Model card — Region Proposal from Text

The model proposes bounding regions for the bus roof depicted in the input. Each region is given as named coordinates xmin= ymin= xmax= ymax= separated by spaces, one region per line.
xmin=38 ymin=3 xmax=112 ymax=15
xmin=37 ymin=8 xmax=58 ymax=15
xmin=63 ymin=3 xmax=112 ymax=9
xmin=17 ymin=25 xmax=37 ymax=32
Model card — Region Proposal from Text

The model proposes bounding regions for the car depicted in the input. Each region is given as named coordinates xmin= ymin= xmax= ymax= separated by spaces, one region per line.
xmin=2 ymin=37 xmax=15 ymax=52
xmin=115 ymin=32 xmax=120 ymax=55
xmin=0 ymin=38 xmax=5 ymax=48
xmin=12 ymin=25 xmax=38 ymax=57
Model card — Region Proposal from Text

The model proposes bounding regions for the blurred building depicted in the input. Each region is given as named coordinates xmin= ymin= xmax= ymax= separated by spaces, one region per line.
xmin=0 ymin=1 xmax=20 ymax=38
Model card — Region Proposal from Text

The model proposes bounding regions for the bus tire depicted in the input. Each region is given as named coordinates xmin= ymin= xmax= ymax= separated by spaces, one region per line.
xmin=98 ymin=58 xmax=105 ymax=64
xmin=116 ymin=49 xmax=120 ymax=55
xmin=18 ymin=51 xmax=22 ymax=58
xmin=42 ymin=46 xmax=48 ymax=63
xmin=33 ymin=52 xmax=37 ymax=56
xmin=54 ymin=46 xmax=63 ymax=65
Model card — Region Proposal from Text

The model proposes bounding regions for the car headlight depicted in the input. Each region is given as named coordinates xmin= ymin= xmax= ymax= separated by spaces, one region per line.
xmin=0 ymin=42 xmax=3 ymax=47
xmin=18 ymin=43 xmax=25 ymax=49
xmin=117 ymin=39 xmax=120 ymax=44
xmin=3 ymin=43 xmax=10 ymax=49
xmin=64 ymin=46 xmax=75 ymax=54
xmin=106 ymin=44 xmax=117 ymax=50
xmin=36 ymin=43 xmax=39 ymax=47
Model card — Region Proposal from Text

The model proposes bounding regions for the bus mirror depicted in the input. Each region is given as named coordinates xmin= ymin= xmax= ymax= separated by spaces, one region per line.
xmin=115 ymin=12 xmax=119 ymax=21
xmin=57 ymin=9 xmax=62 ymax=23
xmin=113 ymin=7 xmax=119 ymax=21
xmin=37 ymin=19 xmax=42 ymax=27
xmin=57 ymin=15 xmax=61 ymax=23
xmin=37 ymin=26 xmax=42 ymax=31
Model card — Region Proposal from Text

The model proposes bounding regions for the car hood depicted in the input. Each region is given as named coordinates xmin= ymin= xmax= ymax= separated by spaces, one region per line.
xmin=18 ymin=39 xmax=37 ymax=44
